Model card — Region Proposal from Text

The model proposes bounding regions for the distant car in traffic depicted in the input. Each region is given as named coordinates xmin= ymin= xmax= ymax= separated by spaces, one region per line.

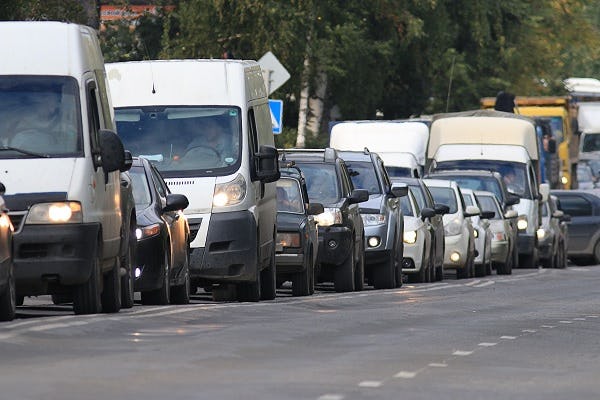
xmin=424 ymin=179 xmax=478 ymax=279
xmin=538 ymin=194 xmax=568 ymax=269
xmin=130 ymin=157 xmax=191 ymax=305
xmin=462 ymin=189 xmax=494 ymax=276
xmin=0 ymin=187 xmax=15 ymax=321
xmin=275 ymin=164 xmax=323 ymax=296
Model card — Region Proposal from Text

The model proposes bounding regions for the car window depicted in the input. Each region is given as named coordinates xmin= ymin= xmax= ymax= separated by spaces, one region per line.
xmin=409 ymin=185 xmax=426 ymax=210
xmin=346 ymin=161 xmax=381 ymax=194
xmin=295 ymin=162 xmax=340 ymax=205
xmin=386 ymin=166 xmax=412 ymax=178
xmin=276 ymin=178 xmax=304 ymax=214
xmin=150 ymin=166 xmax=168 ymax=199
xmin=428 ymin=187 xmax=458 ymax=214
xmin=129 ymin=166 xmax=152 ymax=209
xmin=463 ymin=194 xmax=474 ymax=206
xmin=478 ymin=195 xmax=502 ymax=220
xmin=400 ymin=196 xmax=413 ymax=217
xmin=556 ymin=195 xmax=593 ymax=217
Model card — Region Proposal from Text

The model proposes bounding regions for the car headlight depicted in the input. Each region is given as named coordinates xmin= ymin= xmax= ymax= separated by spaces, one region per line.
xmin=213 ymin=174 xmax=246 ymax=207
xmin=403 ymin=230 xmax=417 ymax=244
xmin=26 ymin=202 xmax=83 ymax=224
xmin=517 ymin=216 xmax=528 ymax=230
xmin=277 ymin=232 xmax=301 ymax=248
xmin=444 ymin=218 xmax=463 ymax=236
xmin=473 ymin=228 xmax=479 ymax=238
xmin=536 ymin=228 xmax=546 ymax=241
xmin=136 ymin=224 xmax=160 ymax=240
xmin=361 ymin=213 xmax=386 ymax=226
xmin=315 ymin=208 xmax=343 ymax=227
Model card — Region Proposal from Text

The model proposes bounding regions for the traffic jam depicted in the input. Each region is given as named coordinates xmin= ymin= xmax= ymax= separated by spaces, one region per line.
xmin=1 ymin=20 xmax=600 ymax=323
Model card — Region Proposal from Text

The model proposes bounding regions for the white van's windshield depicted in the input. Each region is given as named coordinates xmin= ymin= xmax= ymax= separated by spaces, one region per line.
xmin=581 ymin=133 xmax=600 ymax=153
xmin=435 ymin=160 xmax=531 ymax=199
xmin=0 ymin=76 xmax=82 ymax=158
xmin=115 ymin=106 xmax=241 ymax=177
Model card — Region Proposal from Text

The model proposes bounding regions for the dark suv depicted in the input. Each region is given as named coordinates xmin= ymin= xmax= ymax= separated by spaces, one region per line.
xmin=338 ymin=150 xmax=407 ymax=289
xmin=280 ymin=148 xmax=368 ymax=292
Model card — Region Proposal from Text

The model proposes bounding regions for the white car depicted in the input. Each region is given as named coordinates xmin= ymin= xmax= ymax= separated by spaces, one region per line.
xmin=423 ymin=179 xmax=478 ymax=279
xmin=475 ymin=190 xmax=517 ymax=275
xmin=400 ymin=188 xmax=436 ymax=283
xmin=462 ymin=189 xmax=493 ymax=277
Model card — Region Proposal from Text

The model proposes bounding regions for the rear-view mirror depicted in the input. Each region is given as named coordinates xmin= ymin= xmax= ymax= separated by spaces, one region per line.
xmin=480 ymin=210 xmax=495 ymax=219
xmin=349 ymin=189 xmax=369 ymax=204
xmin=464 ymin=205 xmax=480 ymax=217
xmin=421 ymin=207 xmax=436 ymax=220
xmin=506 ymin=194 xmax=520 ymax=206
xmin=434 ymin=204 xmax=450 ymax=215
xmin=307 ymin=203 xmax=325 ymax=216
xmin=163 ymin=193 xmax=189 ymax=212
xmin=390 ymin=183 xmax=408 ymax=198
xmin=256 ymin=145 xmax=280 ymax=183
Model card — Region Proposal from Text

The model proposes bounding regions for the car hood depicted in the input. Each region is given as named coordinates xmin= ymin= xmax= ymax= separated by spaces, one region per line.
xmin=276 ymin=212 xmax=306 ymax=231
xmin=136 ymin=205 xmax=161 ymax=227
xmin=359 ymin=194 xmax=385 ymax=213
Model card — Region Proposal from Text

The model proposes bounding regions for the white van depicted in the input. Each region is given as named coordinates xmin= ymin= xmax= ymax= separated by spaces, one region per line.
xmin=330 ymin=120 xmax=429 ymax=178
xmin=107 ymin=60 xmax=280 ymax=302
xmin=0 ymin=22 xmax=130 ymax=314
xmin=427 ymin=110 xmax=548 ymax=267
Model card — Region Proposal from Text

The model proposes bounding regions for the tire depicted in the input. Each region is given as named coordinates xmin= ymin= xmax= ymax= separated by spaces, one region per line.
xmin=593 ymin=240 xmax=600 ymax=265
xmin=520 ymin=247 xmax=539 ymax=268
xmin=171 ymin=248 xmax=191 ymax=304
xmin=51 ymin=293 xmax=72 ymax=305
xmin=141 ymin=250 xmax=170 ymax=305
xmin=395 ymin=260 xmax=403 ymax=288
xmin=101 ymin=258 xmax=122 ymax=313
xmin=260 ymin=243 xmax=277 ymax=300
xmin=0 ymin=263 xmax=16 ymax=322
xmin=354 ymin=239 xmax=365 ymax=291
xmin=416 ymin=258 xmax=428 ymax=283
xmin=73 ymin=254 xmax=102 ymax=315
xmin=120 ymin=235 xmax=136 ymax=309
xmin=237 ymin=275 xmax=260 ymax=302
xmin=557 ymin=242 xmax=567 ymax=269
xmin=334 ymin=242 xmax=355 ymax=292
xmin=292 ymin=250 xmax=311 ymax=297
xmin=456 ymin=265 xmax=470 ymax=279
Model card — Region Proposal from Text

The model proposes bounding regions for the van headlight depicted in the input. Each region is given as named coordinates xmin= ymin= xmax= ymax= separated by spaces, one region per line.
xmin=361 ymin=213 xmax=386 ymax=226
xmin=315 ymin=208 xmax=343 ymax=227
xmin=136 ymin=224 xmax=160 ymax=239
xmin=444 ymin=218 xmax=463 ymax=236
xmin=517 ymin=216 xmax=528 ymax=230
xmin=213 ymin=174 xmax=246 ymax=207
xmin=403 ymin=230 xmax=417 ymax=244
xmin=26 ymin=202 xmax=83 ymax=224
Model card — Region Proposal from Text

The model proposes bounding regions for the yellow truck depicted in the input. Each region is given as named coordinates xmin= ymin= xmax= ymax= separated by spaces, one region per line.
xmin=481 ymin=96 xmax=575 ymax=189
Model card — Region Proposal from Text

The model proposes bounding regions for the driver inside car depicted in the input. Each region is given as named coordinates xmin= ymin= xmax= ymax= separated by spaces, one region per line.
xmin=185 ymin=118 xmax=229 ymax=159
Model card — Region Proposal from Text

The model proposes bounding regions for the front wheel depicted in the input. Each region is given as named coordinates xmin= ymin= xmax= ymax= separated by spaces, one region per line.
xmin=121 ymin=237 xmax=136 ymax=309
xmin=260 ymin=244 xmax=277 ymax=300
xmin=354 ymin=239 xmax=365 ymax=291
xmin=292 ymin=249 xmax=312 ymax=297
xmin=0 ymin=263 xmax=16 ymax=321
xmin=171 ymin=248 xmax=191 ymax=304
xmin=101 ymin=258 xmax=122 ymax=313
xmin=141 ymin=251 xmax=170 ymax=305
xmin=73 ymin=255 xmax=102 ymax=315
xmin=334 ymin=242 xmax=355 ymax=292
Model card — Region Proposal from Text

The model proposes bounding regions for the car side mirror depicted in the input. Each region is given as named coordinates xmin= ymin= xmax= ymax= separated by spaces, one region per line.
xmin=420 ymin=207 xmax=436 ymax=221
xmin=506 ymin=194 xmax=520 ymax=206
xmin=434 ymin=204 xmax=450 ymax=215
xmin=349 ymin=189 xmax=369 ymax=204
xmin=504 ymin=209 xmax=518 ymax=219
xmin=390 ymin=183 xmax=408 ymax=198
xmin=100 ymin=129 xmax=126 ymax=173
xmin=256 ymin=145 xmax=280 ymax=183
xmin=552 ymin=210 xmax=564 ymax=219
xmin=480 ymin=210 xmax=495 ymax=219
xmin=307 ymin=202 xmax=325 ymax=216
xmin=464 ymin=205 xmax=480 ymax=217
xmin=539 ymin=183 xmax=550 ymax=202
xmin=560 ymin=213 xmax=571 ymax=223
xmin=163 ymin=193 xmax=189 ymax=212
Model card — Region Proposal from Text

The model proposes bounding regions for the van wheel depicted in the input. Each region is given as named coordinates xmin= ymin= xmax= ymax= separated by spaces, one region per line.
xmin=101 ymin=258 xmax=122 ymax=313
xmin=354 ymin=238 xmax=365 ymax=291
xmin=171 ymin=248 xmax=191 ymax=304
xmin=292 ymin=249 xmax=312 ymax=297
xmin=120 ymin=237 xmax=136 ymax=309
xmin=142 ymin=250 xmax=170 ymax=305
xmin=260 ymin=244 xmax=277 ymax=300
xmin=0 ymin=263 xmax=16 ymax=321
xmin=334 ymin=242 xmax=355 ymax=292
xmin=73 ymin=254 xmax=102 ymax=315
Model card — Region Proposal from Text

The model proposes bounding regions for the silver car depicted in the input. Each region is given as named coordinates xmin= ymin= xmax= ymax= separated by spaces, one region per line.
xmin=538 ymin=195 xmax=568 ymax=269
xmin=462 ymin=189 xmax=493 ymax=277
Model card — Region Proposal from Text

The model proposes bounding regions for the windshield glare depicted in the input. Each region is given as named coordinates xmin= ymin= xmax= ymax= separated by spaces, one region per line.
xmin=435 ymin=161 xmax=530 ymax=199
xmin=346 ymin=161 xmax=381 ymax=194
xmin=296 ymin=163 xmax=340 ymax=205
xmin=0 ymin=76 xmax=82 ymax=158
xmin=129 ymin=166 xmax=152 ymax=209
xmin=277 ymin=178 xmax=304 ymax=214
xmin=115 ymin=106 xmax=241 ymax=177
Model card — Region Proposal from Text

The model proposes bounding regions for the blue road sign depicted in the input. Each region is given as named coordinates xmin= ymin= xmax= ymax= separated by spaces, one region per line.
xmin=269 ymin=99 xmax=283 ymax=134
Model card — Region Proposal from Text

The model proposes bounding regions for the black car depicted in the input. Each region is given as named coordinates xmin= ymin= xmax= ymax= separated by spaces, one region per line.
xmin=130 ymin=157 xmax=191 ymax=305
xmin=275 ymin=164 xmax=323 ymax=296
xmin=280 ymin=148 xmax=368 ymax=292
xmin=0 ymin=187 xmax=15 ymax=321
xmin=392 ymin=177 xmax=446 ymax=281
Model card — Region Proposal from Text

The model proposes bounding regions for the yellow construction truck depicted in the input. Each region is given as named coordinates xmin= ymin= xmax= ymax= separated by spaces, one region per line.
xmin=481 ymin=96 xmax=575 ymax=189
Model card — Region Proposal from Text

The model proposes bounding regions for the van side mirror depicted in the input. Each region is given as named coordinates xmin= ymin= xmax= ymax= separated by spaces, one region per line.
xmin=480 ymin=210 xmax=495 ymax=219
xmin=307 ymin=202 xmax=325 ymax=216
xmin=349 ymin=189 xmax=369 ymax=204
xmin=434 ymin=204 xmax=449 ymax=215
xmin=504 ymin=209 xmax=518 ymax=219
xmin=539 ymin=183 xmax=550 ymax=202
xmin=256 ymin=145 xmax=280 ymax=183
xmin=163 ymin=193 xmax=189 ymax=212
xmin=390 ymin=183 xmax=408 ymax=198
xmin=421 ymin=207 xmax=436 ymax=220
xmin=100 ymin=129 xmax=125 ymax=173
xmin=120 ymin=150 xmax=133 ymax=172
xmin=506 ymin=194 xmax=520 ymax=206
xmin=560 ymin=213 xmax=571 ymax=223
xmin=464 ymin=205 xmax=480 ymax=217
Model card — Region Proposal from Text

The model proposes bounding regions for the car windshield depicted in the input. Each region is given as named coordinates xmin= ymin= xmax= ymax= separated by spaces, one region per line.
xmin=277 ymin=178 xmax=304 ymax=214
xmin=430 ymin=175 xmax=504 ymax=204
xmin=129 ymin=166 xmax=152 ymax=209
xmin=386 ymin=166 xmax=412 ymax=178
xmin=295 ymin=162 xmax=340 ymax=205
xmin=0 ymin=76 xmax=83 ymax=158
xmin=477 ymin=195 xmax=502 ymax=219
xmin=115 ymin=106 xmax=241 ymax=178
xmin=435 ymin=160 xmax=530 ymax=199
xmin=428 ymin=187 xmax=458 ymax=214
xmin=582 ymin=133 xmax=600 ymax=153
xmin=400 ymin=196 xmax=414 ymax=217
xmin=346 ymin=161 xmax=381 ymax=194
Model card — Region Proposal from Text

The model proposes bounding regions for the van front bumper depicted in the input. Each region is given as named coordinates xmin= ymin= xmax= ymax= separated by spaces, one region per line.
xmin=13 ymin=223 xmax=100 ymax=289
xmin=189 ymin=211 xmax=258 ymax=283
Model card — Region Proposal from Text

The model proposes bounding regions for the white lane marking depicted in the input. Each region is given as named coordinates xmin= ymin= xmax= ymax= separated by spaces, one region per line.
xmin=478 ymin=342 xmax=497 ymax=347
xmin=318 ymin=395 xmax=344 ymax=400
xmin=541 ymin=325 xmax=555 ymax=328
xmin=569 ymin=267 xmax=590 ymax=271
xmin=358 ymin=381 xmax=382 ymax=388
xmin=473 ymin=281 xmax=495 ymax=288
xmin=522 ymin=329 xmax=537 ymax=333
xmin=464 ymin=279 xmax=482 ymax=287
xmin=559 ymin=321 xmax=573 ymax=324
xmin=402 ymin=284 xmax=462 ymax=293
xmin=453 ymin=350 xmax=473 ymax=356
xmin=428 ymin=363 xmax=448 ymax=368
xmin=573 ymin=318 xmax=586 ymax=321
xmin=500 ymin=336 xmax=517 ymax=340
xmin=394 ymin=371 xmax=418 ymax=379
xmin=586 ymin=315 xmax=599 ymax=318
xmin=496 ymin=270 xmax=548 ymax=282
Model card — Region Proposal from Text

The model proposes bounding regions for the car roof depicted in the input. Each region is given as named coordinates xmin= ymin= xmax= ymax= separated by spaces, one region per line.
xmin=337 ymin=150 xmax=374 ymax=163
xmin=280 ymin=148 xmax=340 ymax=163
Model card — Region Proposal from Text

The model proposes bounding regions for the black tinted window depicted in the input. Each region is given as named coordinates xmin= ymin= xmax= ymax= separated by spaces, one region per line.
xmin=428 ymin=187 xmax=458 ymax=214
xmin=557 ymin=195 xmax=593 ymax=217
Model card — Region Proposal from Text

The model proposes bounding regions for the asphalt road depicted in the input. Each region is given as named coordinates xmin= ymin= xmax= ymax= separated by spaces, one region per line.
xmin=1 ymin=266 xmax=599 ymax=400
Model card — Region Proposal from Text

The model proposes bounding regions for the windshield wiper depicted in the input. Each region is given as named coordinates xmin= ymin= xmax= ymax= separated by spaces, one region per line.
xmin=0 ymin=146 xmax=51 ymax=158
